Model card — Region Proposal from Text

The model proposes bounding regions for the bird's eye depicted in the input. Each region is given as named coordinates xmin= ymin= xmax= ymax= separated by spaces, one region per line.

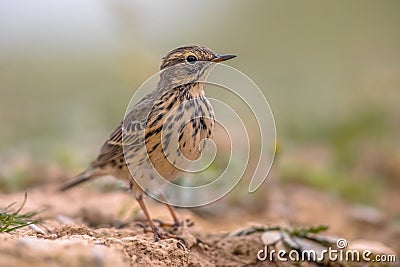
xmin=186 ymin=55 xmax=197 ymax=63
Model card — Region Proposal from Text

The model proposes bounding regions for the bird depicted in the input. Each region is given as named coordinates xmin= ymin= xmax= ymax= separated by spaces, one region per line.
xmin=60 ymin=45 xmax=236 ymax=241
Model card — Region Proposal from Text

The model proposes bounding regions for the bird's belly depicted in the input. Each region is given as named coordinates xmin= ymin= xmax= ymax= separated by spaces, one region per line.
xmin=125 ymin=94 xmax=215 ymax=194
xmin=147 ymin=102 xmax=215 ymax=180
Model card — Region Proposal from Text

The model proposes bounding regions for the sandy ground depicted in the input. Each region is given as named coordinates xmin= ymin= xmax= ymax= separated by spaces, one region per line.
xmin=0 ymin=180 xmax=398 ymax=266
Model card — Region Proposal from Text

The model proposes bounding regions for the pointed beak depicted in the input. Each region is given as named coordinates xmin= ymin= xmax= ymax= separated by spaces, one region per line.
xmin=211 ymin=54 xmax=236 ymax=62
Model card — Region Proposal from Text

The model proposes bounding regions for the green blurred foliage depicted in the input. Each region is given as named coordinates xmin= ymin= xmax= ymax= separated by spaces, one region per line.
xmin=0 ymin=168 xmax=29 ymax=193
xmin=280 ymin=165 xmax=385 ymax=204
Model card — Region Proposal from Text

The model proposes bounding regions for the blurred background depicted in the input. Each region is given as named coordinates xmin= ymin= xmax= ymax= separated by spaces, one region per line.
xmin=1 ymin=0 xmax=399 ymax=251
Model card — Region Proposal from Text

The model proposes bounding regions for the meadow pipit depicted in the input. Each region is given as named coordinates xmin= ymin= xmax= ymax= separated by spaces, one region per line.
xmin=60 ymin=45 xmax=236 ymax=241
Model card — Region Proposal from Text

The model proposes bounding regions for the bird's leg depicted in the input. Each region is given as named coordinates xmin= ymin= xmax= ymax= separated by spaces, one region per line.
xmin=152 ymin=193 xmax=194 ymax=231
xmin=160 ymin=193 xmax=180 ymax=228
xmin=135 ymin=195 xmax=162 ymax=242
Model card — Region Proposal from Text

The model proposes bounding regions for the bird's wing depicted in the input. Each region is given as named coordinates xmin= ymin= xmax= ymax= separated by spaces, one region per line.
xmin=91 ymin=93 xmax=157 ymax=168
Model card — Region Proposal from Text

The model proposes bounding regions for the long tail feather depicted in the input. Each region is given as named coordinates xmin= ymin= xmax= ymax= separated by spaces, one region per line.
xmin=59 ymin=169 xmax=95 ymax=191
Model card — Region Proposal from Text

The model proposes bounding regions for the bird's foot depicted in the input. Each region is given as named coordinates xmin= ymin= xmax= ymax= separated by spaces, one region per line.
xmin=152 ymin=218 xmax=194 ymax=232
xmin=152 ymin=227 xmax=163 ymax=242
xmin=135 ymin=220 xmax=196 ymax=247
xmin=135 ymin=222 xmax=165 ymax=242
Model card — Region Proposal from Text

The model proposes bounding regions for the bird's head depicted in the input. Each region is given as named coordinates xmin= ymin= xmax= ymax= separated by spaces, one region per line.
xmin=160 ymin=45 xmax=235 ymax=70
xmin=158 ymin=45 xmax=236 ymax=88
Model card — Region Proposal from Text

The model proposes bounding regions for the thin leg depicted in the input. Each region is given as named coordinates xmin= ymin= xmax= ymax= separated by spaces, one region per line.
xmin=135 ymin=195 xmax=162 ymax=242
xmin=160 ymin=193 xmax=180 ymax=227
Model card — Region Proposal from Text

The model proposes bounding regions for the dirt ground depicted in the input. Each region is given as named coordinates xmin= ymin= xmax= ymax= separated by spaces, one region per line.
xmin=0 ymin=179 xmax=399 ymax=266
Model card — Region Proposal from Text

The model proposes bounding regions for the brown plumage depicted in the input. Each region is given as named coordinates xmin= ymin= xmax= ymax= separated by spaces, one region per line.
xmin=60 ymin=45 xmax=236 ymax=241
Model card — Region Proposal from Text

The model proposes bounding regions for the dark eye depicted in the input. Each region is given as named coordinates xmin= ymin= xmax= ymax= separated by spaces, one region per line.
xmin=186 ymin=55 xmax=197 ymax=63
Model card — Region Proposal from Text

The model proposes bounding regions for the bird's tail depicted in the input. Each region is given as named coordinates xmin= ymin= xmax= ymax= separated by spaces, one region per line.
xmin=59 ymin=168 xmax=99 ymax=191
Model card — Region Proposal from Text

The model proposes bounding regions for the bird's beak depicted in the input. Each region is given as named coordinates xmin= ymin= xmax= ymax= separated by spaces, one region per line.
xmin=212 ymin=54 xmax=236 ymax=62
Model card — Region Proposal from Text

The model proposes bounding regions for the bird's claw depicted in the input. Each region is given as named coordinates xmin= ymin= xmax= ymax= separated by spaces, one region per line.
xmin=152 ymin=218 xmax=194 ymax=231
xmin=134 ymin=222 xmax=164 ymax=242
xmin=135 ymin=221 xmax=192 ymax=245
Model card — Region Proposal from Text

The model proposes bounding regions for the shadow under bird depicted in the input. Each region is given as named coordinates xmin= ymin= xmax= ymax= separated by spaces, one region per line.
xmin=60 ymin=45 xmax=236 ymax=241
